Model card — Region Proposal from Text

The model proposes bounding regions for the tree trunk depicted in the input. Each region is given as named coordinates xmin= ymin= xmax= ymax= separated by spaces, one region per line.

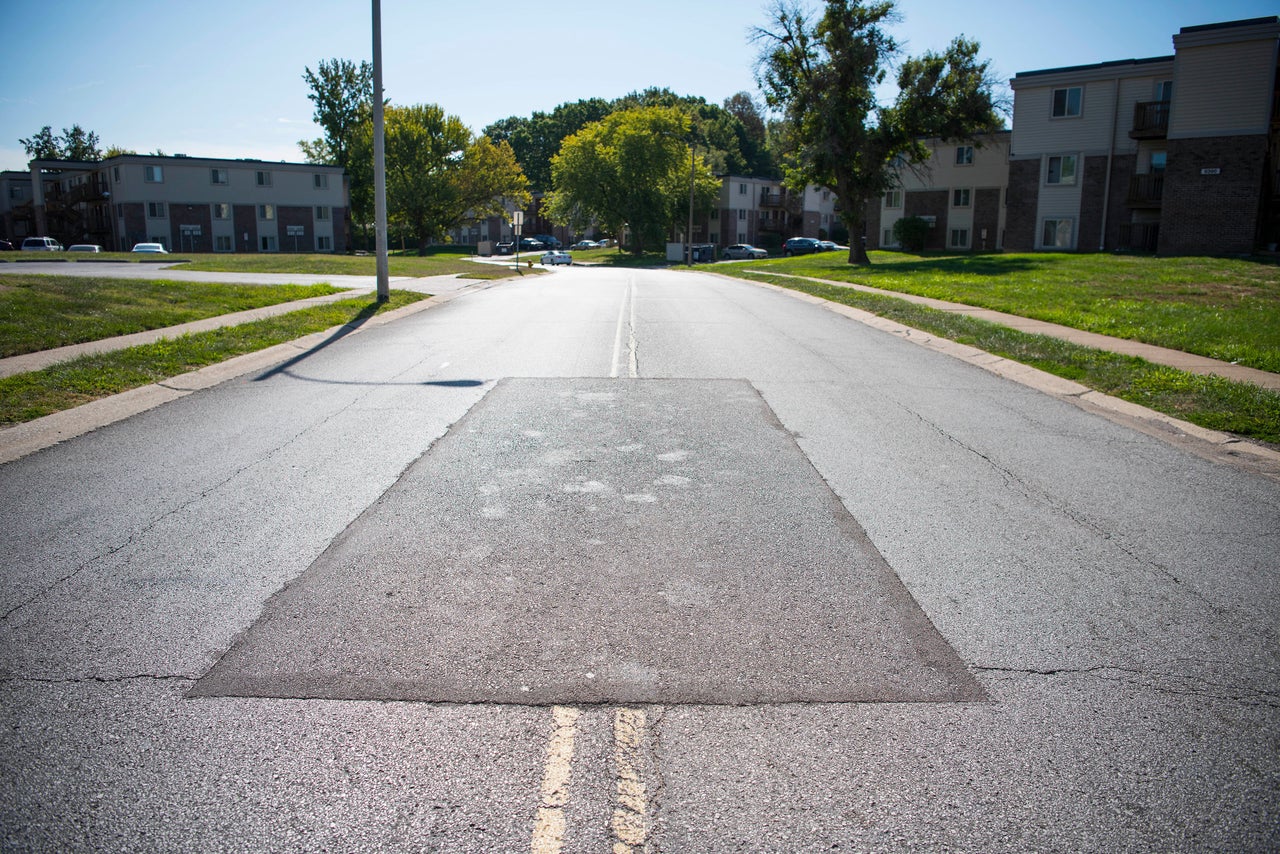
xmin=842 ymin=204 xmax=870 ymax=265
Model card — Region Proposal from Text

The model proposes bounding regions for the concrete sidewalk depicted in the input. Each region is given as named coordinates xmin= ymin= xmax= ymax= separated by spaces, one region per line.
xmin=749 ymin=270 xmax=1280 ymax=392
xmin=0 ymin=273 xmax=472 ymax=379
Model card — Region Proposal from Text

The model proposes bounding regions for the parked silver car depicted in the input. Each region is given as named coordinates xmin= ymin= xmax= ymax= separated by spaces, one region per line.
xmin=21 ymin=236 xmax=63 ymax=251
xmin=722 ymin=243 xmax=768 ymax=260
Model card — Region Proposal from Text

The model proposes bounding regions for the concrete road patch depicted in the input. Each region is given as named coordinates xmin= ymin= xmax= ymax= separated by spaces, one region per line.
xmin=192 ymin=378 xmax=981 ymax=705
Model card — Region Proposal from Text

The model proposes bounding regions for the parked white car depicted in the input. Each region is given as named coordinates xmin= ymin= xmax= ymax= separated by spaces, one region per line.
xmin=67 ymin=244 xmax=102 ymax=252
xmin=21 ymin=237 xmax=63 ymax=251
xmin=131 ymin=243 xmax=169 ymax=254
xmin=540 ymin=250 xmax=572 ymax=266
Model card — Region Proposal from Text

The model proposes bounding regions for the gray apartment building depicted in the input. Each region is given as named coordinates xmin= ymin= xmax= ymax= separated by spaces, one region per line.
xmin=3 ymin=154 xmax=348 ymax=253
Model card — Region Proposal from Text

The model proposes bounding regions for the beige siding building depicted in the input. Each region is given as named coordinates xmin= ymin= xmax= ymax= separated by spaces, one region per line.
xmin=868 ymin=132 xmax=1010 ymax=251
xmin=1007 ymin=16 xmax=1280 ymax=255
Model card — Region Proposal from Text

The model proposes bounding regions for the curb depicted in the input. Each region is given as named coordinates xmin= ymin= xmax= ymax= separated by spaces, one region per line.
xmin=735 ymin=275 xmax=1280 ymax=483
xmin=0 ymin=284 xmax=481 ymax=467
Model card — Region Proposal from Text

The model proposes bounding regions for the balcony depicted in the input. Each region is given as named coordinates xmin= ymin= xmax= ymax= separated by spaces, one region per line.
xmin=759 ymin=190 xmax=789 ymax=208
xmin=1130 ymin=100 xmax=1170 ymax=139
xmin=1126 ymin=173 xmax=1165 ymax=207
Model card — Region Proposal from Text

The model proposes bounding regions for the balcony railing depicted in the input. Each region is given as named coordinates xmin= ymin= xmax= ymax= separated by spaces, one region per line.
xmin=1130 ymin=100 xmax=1170 ymax=138
xmin=759 ymin=191 xmax=790 ymax=208
xmin=1127 ymin=173 xmax=1165 ymax=207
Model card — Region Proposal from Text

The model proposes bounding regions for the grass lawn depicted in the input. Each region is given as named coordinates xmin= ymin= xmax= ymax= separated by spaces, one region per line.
xmin=1 ymin=249 xmax=522 ymax=280
xmin=723 ymin=251 xmax=1280 ymax=373
xmin=0 ymin=291 xmax=427 ymax=425
xmin=0 ymin=275 xmax=345 ymax=358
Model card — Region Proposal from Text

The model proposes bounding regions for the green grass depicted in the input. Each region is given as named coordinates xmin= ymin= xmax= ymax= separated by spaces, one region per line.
xmin=0 ymin=291 xmax=427 ymax=425
xmin=0 ymin=275 xmax=345 ymax=358
xmin=1 ymin=249 xmax=523 ymax=280
xmin=739 ymin=273 xmax=1280 ymax=444
xmin=724 ymin=251 xmax=1280 ymax=373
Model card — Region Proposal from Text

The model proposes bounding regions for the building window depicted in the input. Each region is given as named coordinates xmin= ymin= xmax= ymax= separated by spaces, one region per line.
xmin=315 ymin=206 xmax=330 ymax=221
xmin=260 ymin=235 xmax=278 ymax=252
xmin=1156 ymin=80 xmax=1173 ymax=102
xmin=113 ymin=166 xmax=120 ymax=182
xmin=952 ymin=188 xmax=971 ymax=208
xmin=955 ymin=146 xmax=974 ymax=165
xmin=146 ymin=201 xmax=166 ymax=218
xmin=737 ymin=232 xmax=746 ymax=243
xmin=215 ymin=235 xmax=232 ymax=252
xmin=1047 ymin=154 xmax=1077 ymax=185
xmin=738 ymin=209 xmax=745 ymax=220
xmin=144 ymin=165 xmax=163 ymax=183
xmin=883 ymin=228 xmax=895 ymax=246
xmin=258 ymin=204 xmax=275 ymax=220
xmin=313 ymin=173 xmax=329 ymax=190
xmin=949 ymin=228 xmax=970 ymax=248
xmin=822 ymin=190 xmax=830 ymax=201
xmin=884 ymin=190 xmax=902 ymax=208
xmin=255 ymin=170 xmax=272 ymax=187
xmin=213 ymin=203 xmax=230 ymax=220
xmin=148 ymin=236 xmax=168 ymax=248
xmin=738 ymin=183 xmax=746 ymax=195
xmin=1150 ymin=151 xmax=1167 ymax=174
xmin=316 ymin=235 xmax=332 ymax=251
xmin=211 ymin=168 xmax=229 ymax=185
xmin=710 ymin=208 xmax=718 ymax=220
xmin=1042 ymin=219 xmax=1073 ymax=248
xmin=9 ymin=185 xmax=24 ymax=200
xmin=1051 ymin=87 xmax=1082 ymax=118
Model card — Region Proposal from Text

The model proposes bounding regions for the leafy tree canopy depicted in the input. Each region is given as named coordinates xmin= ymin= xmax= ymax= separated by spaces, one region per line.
xmin=754 ymin=0 xmax=1003 ymax=264
xmin=19 ymin=125 xmax=102 ymax=161
xmin=357 ymin=104 xmax=530 ymax=251
xmin=543 ymin=106 xmax=721 ymax=254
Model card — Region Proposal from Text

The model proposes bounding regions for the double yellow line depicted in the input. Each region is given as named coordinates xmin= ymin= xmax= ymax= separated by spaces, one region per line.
xmin=530 ymin=706 xmax=652 ymax=853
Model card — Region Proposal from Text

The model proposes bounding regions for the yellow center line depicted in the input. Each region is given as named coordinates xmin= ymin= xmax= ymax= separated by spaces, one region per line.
xmin=530 ymin=706 xmax=582 ymax=854
xmin=611 ymin=707 xmax=649 ymax=854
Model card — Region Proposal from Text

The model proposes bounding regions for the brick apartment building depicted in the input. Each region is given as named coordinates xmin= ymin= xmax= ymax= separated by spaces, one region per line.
xmin=1006 ymin=15 xmax=1279 ymax=255
xmin=866 ymin=132 xmax=1009 ymax=252
xmin=2 ymin=154 xmax=349 ymax=253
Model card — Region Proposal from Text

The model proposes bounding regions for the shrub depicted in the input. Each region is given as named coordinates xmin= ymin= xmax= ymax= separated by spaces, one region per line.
xmin=893 ymin=216 xmax=931 ymax=252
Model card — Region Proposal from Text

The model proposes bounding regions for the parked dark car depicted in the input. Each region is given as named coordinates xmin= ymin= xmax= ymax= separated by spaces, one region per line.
xmin=533 ymin=234 xmax=562 ymax=249
xmin=518 ymin=237 xmax=545 ymax=251
xmin=0 ymin=240 xmax=13 ymax=251
xmin=783 ymin=237 xmax=821 ymax=256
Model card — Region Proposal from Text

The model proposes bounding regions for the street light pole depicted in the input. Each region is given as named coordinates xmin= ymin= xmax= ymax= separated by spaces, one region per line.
xmin=687 ymin=142 xmax=695 ymax=266
xmin=372 ymin=0 xmax=389 ymax=301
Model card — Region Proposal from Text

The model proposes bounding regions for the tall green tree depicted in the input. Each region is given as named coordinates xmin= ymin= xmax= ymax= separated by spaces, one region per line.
xmin=484 ymin=98 xmax=612 ymax=191
xmin=300 ymin=58 xmax=375 ymax=234
xmin=371 ymin=104 xmax=530 ymax=251
xmin=754 ymin=0 xmax=1002 ymax=264
xmin=543 ymin=106 xmax=720 ymax=254
xmin=19 ymin=124 xmax=102 ymax=161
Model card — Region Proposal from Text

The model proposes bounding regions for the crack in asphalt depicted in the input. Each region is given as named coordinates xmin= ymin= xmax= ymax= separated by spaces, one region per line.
xmin=972 ymin=663 xmax=1280 ymax=708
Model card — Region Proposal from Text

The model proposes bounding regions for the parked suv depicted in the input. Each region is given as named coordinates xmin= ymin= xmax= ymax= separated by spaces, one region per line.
xmin=782 ymin=237 xmax=820 ymax=256
xmin=21 ymin=236 xmax=63 ymax=251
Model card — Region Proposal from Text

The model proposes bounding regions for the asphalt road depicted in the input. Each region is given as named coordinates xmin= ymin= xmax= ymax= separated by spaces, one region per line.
xmin=1 ymin=265 xmax=1276 ymax=852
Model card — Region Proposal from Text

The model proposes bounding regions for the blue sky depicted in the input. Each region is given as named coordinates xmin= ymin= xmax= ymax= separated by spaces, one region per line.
xmin=2 ymin=0 xmax=1275 ymax=172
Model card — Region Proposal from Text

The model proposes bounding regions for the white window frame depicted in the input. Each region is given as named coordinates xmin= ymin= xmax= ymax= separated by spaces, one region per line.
xmin=146 ymin=201 xmax=166 ymax=219
xmin=144 ymin=165 xmax=163 ymax=183
xmin=214 ymin=235 xmax=232 ymax=252
xmin=952 ymin=188 xmax=972 ymax=208
xmin=315 ymin=206 xmax=330 ymax=221
xmin=255 ymin=170 xmax=272 ymax=187
xmin=313 ymin=173 xmax=329 ymax=190
xmin=949 ymin=228 xmax=970 ymax=249
xmin=1041 ymin=218 xmax=1074 ymax=249
xmin=257 ymin=204 xmax=275 ymax=221
xmin=884 ymin=190 xmax=902 ymax=209
xmin=213 ymin=203 xmax=230 ymax=220
xmin=316 ymin=235 xmax=332 ymax=251
xmin=1051 ymin=87 xmax=1082 ymax=118
xmin=211 ymin=168 xmax=229 ymax=185
xmin=738 ymin=209 xmax=745 ymax=221
xmin=955 ymin=146 xmax=974 ymax=166
xmin=1046 ymin=154 xmax=1078 ymax=186
xmin=882 ymin=228 xmax=897 ymax=247
xmin=738 ymin=183 xmax=746 ymax=195
xmin=260 ymin=235 xmax=278 ymax=252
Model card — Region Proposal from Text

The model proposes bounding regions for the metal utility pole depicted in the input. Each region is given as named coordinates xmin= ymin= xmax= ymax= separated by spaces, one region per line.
xmin=687 ymin=143 xmax=695 ymax=266
xmin=372 ymin=0 xmax=390 ymax=301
